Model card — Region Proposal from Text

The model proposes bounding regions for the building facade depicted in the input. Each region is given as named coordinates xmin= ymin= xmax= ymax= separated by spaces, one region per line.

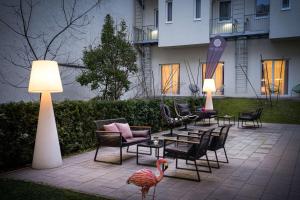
xmin=132 ymin=0 xmax=300 ymax=98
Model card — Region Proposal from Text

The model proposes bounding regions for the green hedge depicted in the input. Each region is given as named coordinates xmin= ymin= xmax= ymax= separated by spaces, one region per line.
xmin=1 ymin=97 xmax=299 ymax=170
xmin=0 ymin=99 xmax=166 ymax=170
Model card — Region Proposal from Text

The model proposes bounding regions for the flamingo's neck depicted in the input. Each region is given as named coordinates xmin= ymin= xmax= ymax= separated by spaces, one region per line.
xmin=156 ymin=161 xmax=164 ymax=183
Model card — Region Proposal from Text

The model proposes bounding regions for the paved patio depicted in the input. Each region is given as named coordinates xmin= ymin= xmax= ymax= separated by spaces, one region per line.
xmin=1 ymin=123 xmax=300 ymax=200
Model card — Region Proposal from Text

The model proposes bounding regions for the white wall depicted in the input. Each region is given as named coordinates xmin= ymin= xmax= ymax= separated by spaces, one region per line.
xmin=0 ymin=0 xmax=135 ymax=103
xmin=158 ymin=0 xmax=211 ymax=47
xmin=150 ymin=38 xmax=300 ymax=97
xmin=270 ymin=0 xmax=300 ymax=39
xmin=143 ymin=0 xmax=158 ymax=26
xmin=151 ymin=45 xmax=208 ymax=96
xmin=247 ymin=38 xmax=300 ymax=96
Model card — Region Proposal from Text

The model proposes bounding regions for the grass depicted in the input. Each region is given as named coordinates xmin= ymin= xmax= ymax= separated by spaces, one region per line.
xmin=214 ymin=98 xmax=300 ymax=124
xmin=0 ymin=179 xmax=111 ymax=200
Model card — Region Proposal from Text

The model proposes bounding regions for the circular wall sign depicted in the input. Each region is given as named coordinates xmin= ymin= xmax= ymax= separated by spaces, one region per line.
xmin=213 ymin=38 xmax=222 ymax=47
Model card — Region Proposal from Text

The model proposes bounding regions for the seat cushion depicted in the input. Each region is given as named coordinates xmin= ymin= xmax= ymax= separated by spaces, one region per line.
xmin=177 ymin=104 xmax=191 ymax=115
xmin=103 ymin=123 xmax=119 ymax=133
xmin=132 ymin=130 xmax=149 ymax=137
xmin=165 ymin=143 xmax=193 ymax=154
xmin=115 ymin=123 xmax=133 ymax=139
xmin=125 ymin=137 xmax=149 ymax=144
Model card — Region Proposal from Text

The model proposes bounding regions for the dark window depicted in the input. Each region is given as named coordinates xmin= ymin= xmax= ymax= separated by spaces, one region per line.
xmin=256 ymin=0 xmax=269 ymax=17
xmin=154 ymin=9 xmax=159 ymax=28
xmin=167 ymin=1 xmax=172 ymax=22
xmin=282 ymin=0 xmax=290 ymax=9
xmin=219 ymin=1 xmax=231 ymax=21
xmin=195 ymin=0 xmax=201 ymax=19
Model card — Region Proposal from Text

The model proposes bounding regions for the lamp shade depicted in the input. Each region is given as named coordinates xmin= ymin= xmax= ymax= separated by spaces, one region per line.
xmin=203 ymin=79 xmax=216 ymax=92
xmin=28 ymin=60 xmax=63 ymax=93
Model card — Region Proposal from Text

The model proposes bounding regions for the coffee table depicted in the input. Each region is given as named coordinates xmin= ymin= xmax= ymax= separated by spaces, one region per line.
xmin=217 ymin=114 xmax=235 ymax=126
xmin=136 ymin=140 xmax=164 ymax=166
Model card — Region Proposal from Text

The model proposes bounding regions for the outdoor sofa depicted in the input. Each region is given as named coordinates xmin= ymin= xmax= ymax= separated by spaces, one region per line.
xmin=94 ymin=118 xmax=151 ymax=164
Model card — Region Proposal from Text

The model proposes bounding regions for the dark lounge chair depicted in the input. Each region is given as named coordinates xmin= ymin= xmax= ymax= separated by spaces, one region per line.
xmin=238 ymin=107 xmax=263 ymax=128
xmin=160 ymin=103 xmax=182 ymax=137
xmin=163 ymin=129 xmax=214 ymax=182
xmin=189 ymin=125 xmax=231 ymax=168
xmin=174 ymin=101 xmax=198 ymax=131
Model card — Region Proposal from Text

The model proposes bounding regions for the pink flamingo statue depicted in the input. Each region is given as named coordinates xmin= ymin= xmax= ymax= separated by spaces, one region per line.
xmin=127 ymin=158 xmax=168 ymax=200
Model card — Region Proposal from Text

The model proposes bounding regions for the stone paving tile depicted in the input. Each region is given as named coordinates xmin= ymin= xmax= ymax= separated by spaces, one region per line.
xmin=247 ymin=174 xmax=271 ymax=187
xmin=238 ymin=184 xmax=265 ymax=199
xmin=1 ymin=123 xmax=300 ymax=200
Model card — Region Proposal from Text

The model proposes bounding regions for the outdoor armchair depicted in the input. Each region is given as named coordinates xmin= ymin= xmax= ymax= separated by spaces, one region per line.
xmin=94 ymin=118 xmax=151 ymax=165
xmin=238 ymin=107 xmax=263 ymax=128
xmin=174 ymin=101 xmax=198 ymax=131
xmin=162 ymin=129 xmax=214 ymax=182
xmin=189 ymin=125 xmax=231 ymax=168
xmin=160 ymin=103 xmax=182 ymax=137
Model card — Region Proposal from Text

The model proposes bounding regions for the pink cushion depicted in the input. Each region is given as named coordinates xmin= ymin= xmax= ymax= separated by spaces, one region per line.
xmin=103 ymin=123 xmax=119 ymax=133
xmin=115 ymin=123 xmax=133 ymax=139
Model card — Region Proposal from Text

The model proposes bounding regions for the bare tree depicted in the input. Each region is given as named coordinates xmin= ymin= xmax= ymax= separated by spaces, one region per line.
xmin=0 ymin=0 xmax=101 ymax=88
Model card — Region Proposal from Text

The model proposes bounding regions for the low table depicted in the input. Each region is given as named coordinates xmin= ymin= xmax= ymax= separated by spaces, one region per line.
xmin=136 ymin=140 xmax=164 ymax=166
xmin=194 ymin=110 xmax=217 ymax=126
xmin=217 ymin=114 xmax=235 ymax=126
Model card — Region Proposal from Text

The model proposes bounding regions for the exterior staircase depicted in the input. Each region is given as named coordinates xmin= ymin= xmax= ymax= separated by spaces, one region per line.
xmin=134 ymin=0 xmax=153 ymax=97
xmin=235 ymin=38 xmax=248 ymax=94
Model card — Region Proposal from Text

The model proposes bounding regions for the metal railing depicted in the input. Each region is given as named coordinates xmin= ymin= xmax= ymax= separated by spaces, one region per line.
xmin=133 ymin=25 xmax=158 ymax=43
xmin=244 ymin=14 xmax=269 ymax=33
xmin=211 ymin=14 xmax=269 ymax=36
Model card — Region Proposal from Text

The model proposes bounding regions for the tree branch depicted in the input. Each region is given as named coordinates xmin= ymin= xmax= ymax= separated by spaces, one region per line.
xmin=43 ymin=0 xmax=100 ymax=59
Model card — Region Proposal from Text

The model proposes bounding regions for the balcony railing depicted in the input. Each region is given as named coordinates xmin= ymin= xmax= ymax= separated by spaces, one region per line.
xmin=211 ymin=14 xmax=269 ymax=36
xmin=133 ymin=25 xmax=158 ymax=43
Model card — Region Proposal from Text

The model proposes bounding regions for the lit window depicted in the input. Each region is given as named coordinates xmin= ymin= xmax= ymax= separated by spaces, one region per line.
xmin=261 ymin=60 xmax=288 ymax=95
xmin=256 ymin=0 xmax=269 ymax=17
xmin=219 ymin=1 xmax=231 ymax=21
xmin=166 ymin=0 xmax=173 ymax=22
xmin=161 ymin=64 xmax=180 ymax=95
xmin=202 ymin=63 xmax=224 ymax=95
xmin=195 ymin=0 xmax=201 ymax=19
xmin=282 ymin=0 xmax=290 ymax=9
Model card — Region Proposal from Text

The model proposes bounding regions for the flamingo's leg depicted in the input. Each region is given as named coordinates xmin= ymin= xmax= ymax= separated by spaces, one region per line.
xmin=152 ymin=186 xmax=157 ymax=200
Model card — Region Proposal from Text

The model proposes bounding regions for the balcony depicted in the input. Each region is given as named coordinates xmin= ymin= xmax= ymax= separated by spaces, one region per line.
xmin=210 ymin=14 xmax=269 ymax=37
xmin=133 ymin=25 xmax=158 ymax=44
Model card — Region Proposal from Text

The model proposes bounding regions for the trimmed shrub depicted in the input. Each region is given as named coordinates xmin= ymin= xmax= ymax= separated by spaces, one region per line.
xmin=1 ymin=97 xmax=299 ymax=170
xmin=0 ymin=99 xmax=164 ymax=170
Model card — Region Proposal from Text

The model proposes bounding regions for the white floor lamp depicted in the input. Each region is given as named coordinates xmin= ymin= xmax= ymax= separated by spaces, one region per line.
xmin=203 ymin=79 xmax=216 ymax=110
xmin=28 ymin=60 xmax=63 ymax=169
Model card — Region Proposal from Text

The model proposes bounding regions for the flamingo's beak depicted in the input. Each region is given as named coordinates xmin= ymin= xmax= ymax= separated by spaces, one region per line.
xmin=163 ymin=163 xmax=168 ymax=171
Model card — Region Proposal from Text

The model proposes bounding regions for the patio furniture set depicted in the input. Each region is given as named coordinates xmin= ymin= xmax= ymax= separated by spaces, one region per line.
xmin=93 ymin=103 xmax=263 ymax=181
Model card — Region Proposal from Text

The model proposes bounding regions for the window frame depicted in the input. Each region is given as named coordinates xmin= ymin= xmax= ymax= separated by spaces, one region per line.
xmin=161 ymin=63 xmax=180 ymax=95
xmin=194 ymin=0 xmax=201 ymax=20
xmin=261 ymin=59 xmax=289 ymax=95
xmin=166 ymin=0 xmax=173 ymax=23
xmin=255 ymin=0 xmax=270 ymax=18
xmin=281 ymin=0 xmax=291 ymax=10
xmin=219 ymin=0 xmax=231 ymax=22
